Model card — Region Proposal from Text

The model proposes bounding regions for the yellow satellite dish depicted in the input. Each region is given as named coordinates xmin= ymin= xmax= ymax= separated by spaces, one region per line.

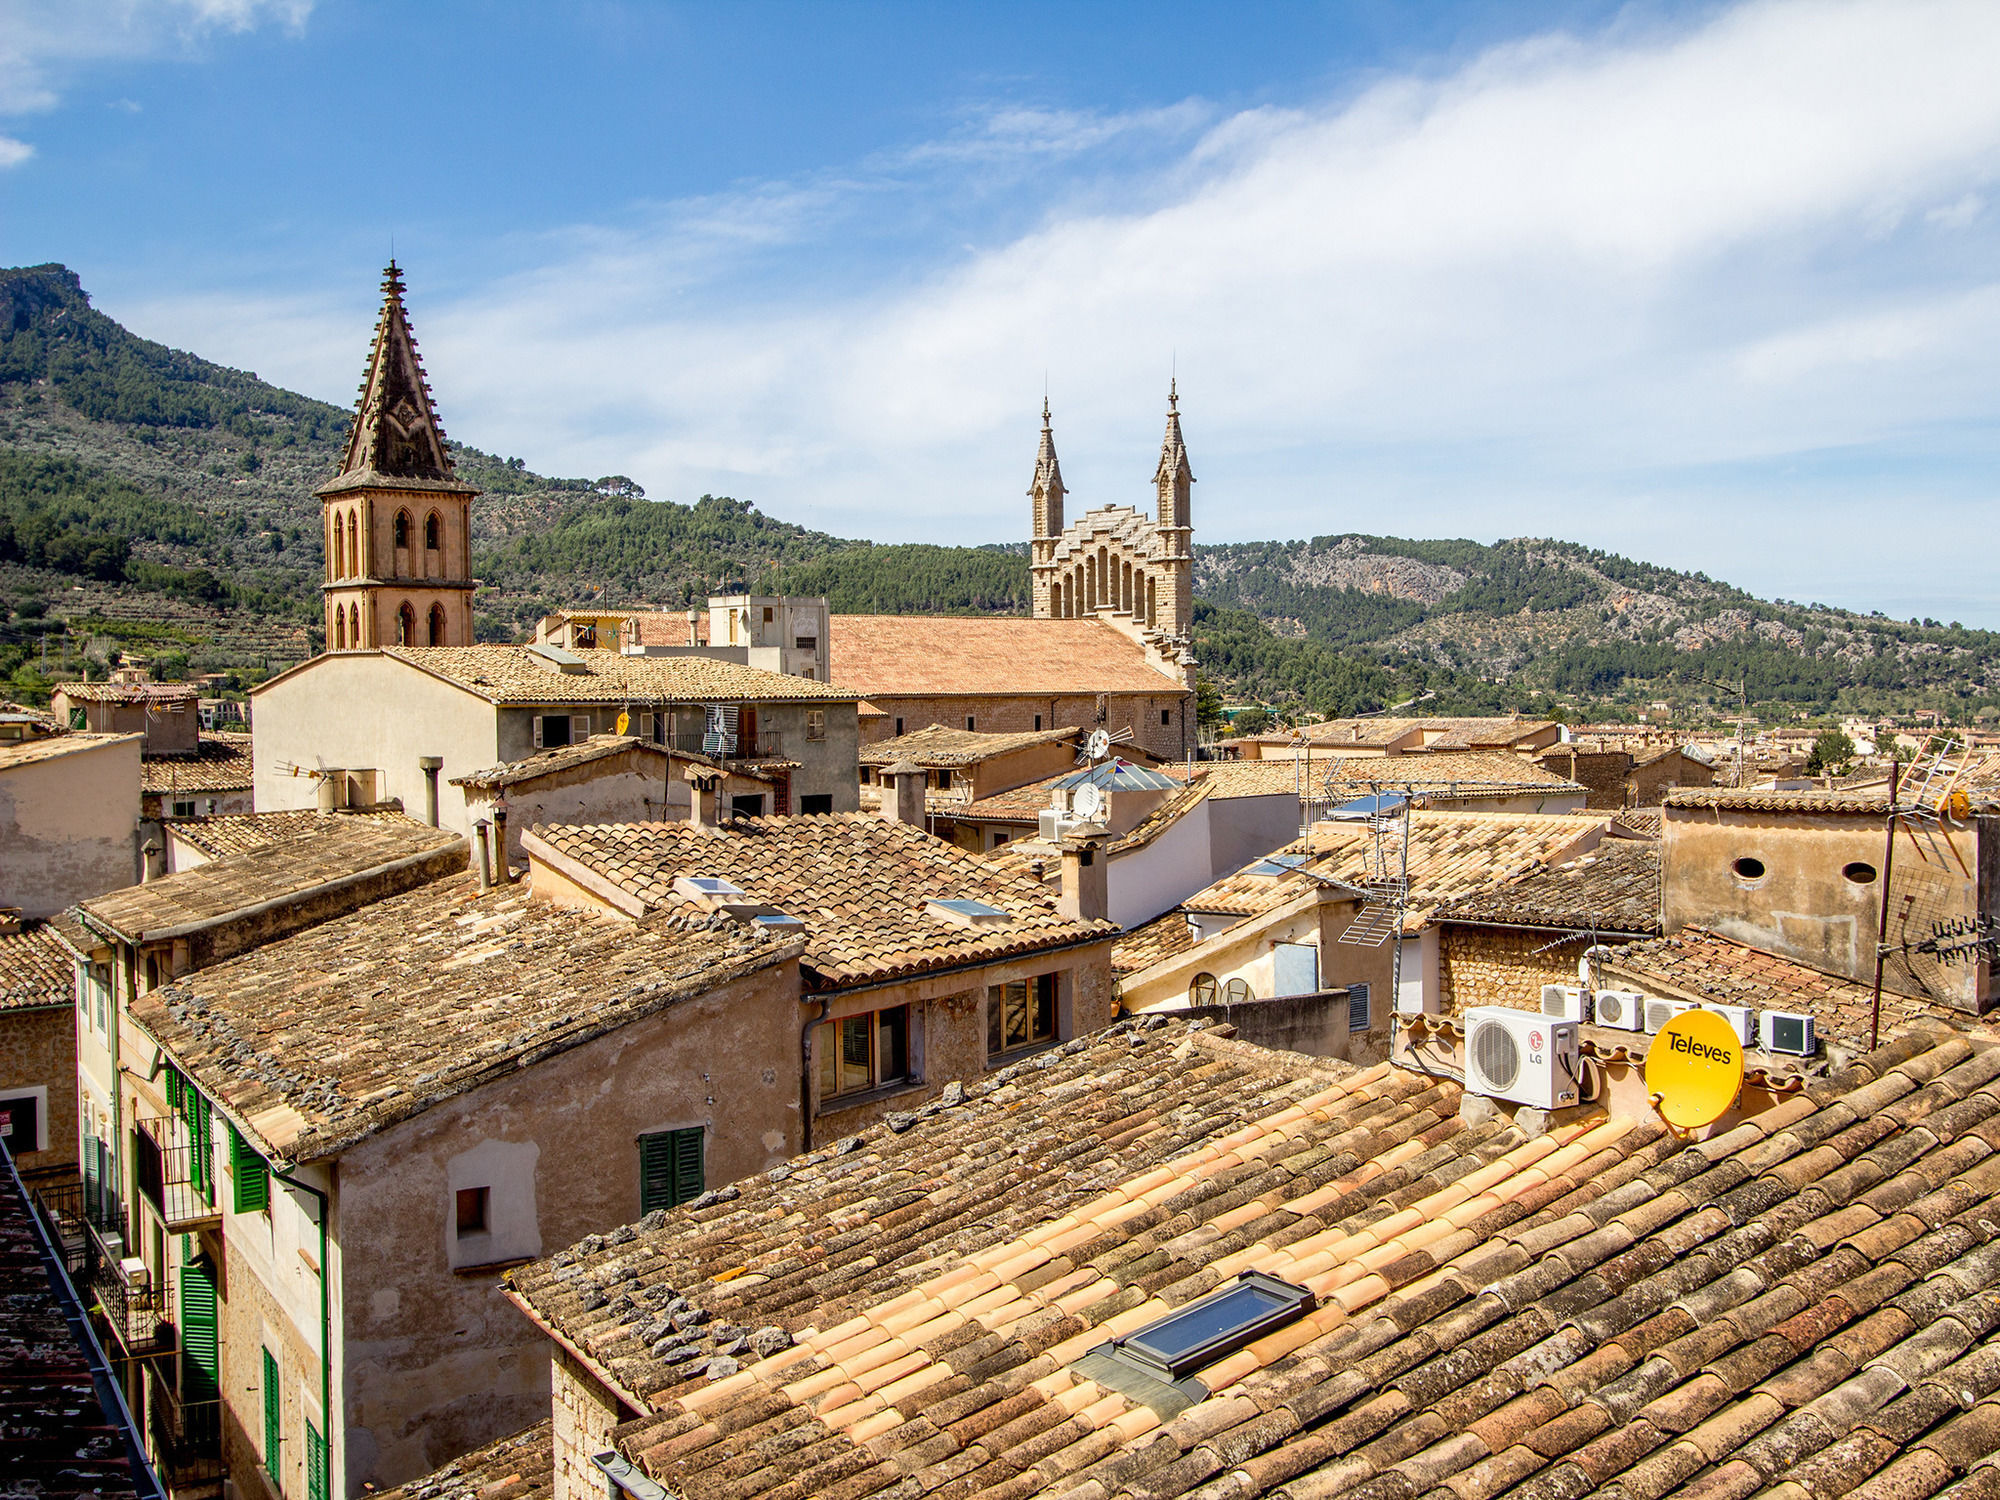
xmin=1646 ymin=1008 xmax=1744 ymax=1129
xmin=615 ymin=711 xmax=631 ymax=736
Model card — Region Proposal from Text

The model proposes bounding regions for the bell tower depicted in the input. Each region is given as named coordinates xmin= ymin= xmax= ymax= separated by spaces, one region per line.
xmin=317 ymin=263 xmax=479 ymax=653
xmin=1028 ymin=397 xmax=1067 ymax=619
xmin=1151 ymin=380 xmax=1194 ymax=640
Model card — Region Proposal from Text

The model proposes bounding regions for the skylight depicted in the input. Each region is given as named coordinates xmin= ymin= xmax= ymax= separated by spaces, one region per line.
xmin=930 ymin=898 xmax=1005 ymax=919
xmin=926 ymin=897 xmax=1010 ymax=930
xmin=1115 ymin=1271 xmax=1314 ymax=1380
xmin=679 ymin=877 xmax=746 ymax=897
xmin=1246 ymin=854 xmax=1310 ymax=877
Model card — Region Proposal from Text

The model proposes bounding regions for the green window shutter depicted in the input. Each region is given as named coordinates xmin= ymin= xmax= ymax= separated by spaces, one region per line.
xmin=164 ymin=1067 xmax=182 ymax=1110
xmin=263 ymin=1347 xmax=282 ymax=1481
xmin=179 ymin=1261 xmax=219 ymax=1399
xmin=231 ymin=1126 xmax=269 ymax=1214
xmin=638 ymin=1128 xmax=704 ymax=1214
xmin=306 ymin=1422 xmax=328 ymax=1500
xmin=187 ymin=1090 xmax=213 ymax=1204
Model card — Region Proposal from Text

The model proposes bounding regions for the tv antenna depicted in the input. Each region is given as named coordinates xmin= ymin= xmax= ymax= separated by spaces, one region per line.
xmin=1075 ymin=725 xmax=1133 ymax=765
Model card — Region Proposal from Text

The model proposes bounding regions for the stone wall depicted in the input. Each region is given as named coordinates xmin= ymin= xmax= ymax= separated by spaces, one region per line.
xmin=0 ymin=1006 xmax=77 ymax=1172
xmin=1439 ymin=924 xmax=1594 ymax=1016
xmin=551 ymin=1348 xmax=630 ymax=1500
xmin=861 ymin=691 xmax=1192 ymax=762
xmin=1536 ymin=749 xmax=1632 ymax=811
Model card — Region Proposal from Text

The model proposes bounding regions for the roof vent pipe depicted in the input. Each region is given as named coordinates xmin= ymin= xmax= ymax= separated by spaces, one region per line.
xmin=685 ymin=765 xmax=724 ymax=834
xmin=1579 ymin=943 xmax=1618 ymax=994
xmin=472 ymin=820 xmax=492 ymax=893
xmin=492 ymin=795 xmax=512 ymax=881
xmin=418 ymin=755 xmax=443 ymax=827
xmin=1059 ymin=823 xmax=1110 ymax=923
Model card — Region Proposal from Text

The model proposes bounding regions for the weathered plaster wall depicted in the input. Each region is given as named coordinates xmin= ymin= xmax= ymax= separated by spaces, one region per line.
xmin=0 ymin=735 xmax=143 ymax=916
xmin=858 ymin=692 xmax=1192 ymax=762
xmin=333 ymin=957 xmax=799 ymax=1489
xmin=1108 ymin=800 xmax=1213 ymax=929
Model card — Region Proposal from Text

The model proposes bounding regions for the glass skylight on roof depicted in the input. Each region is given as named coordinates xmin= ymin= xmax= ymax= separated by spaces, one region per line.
xmin=1115 ymin=1271 xmax=1314 ymax=1380
xmin=1246 ymin=853 xmax=1310 ymax=877
xmin=930 ymin=899 xmax=1006 ymax=919
xmin=680 ymin=876 xmax=745 ymax=897
xmin=752 ymin=912 xmax=803 ymax=927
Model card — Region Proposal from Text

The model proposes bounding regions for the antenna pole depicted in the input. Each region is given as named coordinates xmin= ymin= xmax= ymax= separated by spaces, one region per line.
xmin=1869 ymin=759 xmax=1901 ymax=1050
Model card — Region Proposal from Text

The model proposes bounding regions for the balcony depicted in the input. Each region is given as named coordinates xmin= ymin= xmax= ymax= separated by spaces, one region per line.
xmin=135 ymin=1114 xmax=222 ymax=1232
xmin=30 ymin=1177 xmax=175 ymax=1357
xmin=147 ymin=1371 xmax=226 ymax=1493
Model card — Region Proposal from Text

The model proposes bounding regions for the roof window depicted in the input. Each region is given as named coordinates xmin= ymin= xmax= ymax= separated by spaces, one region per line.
xmin=1071 ymin=1271 xmax=1313 ymax=1415
xmin=927 ymin=897 xmax=1009 ymax=930
xmin=673 ymin=875 xmax=748 ymax=910
xmin=1246 ymin=854 xmax=1310 ymax=877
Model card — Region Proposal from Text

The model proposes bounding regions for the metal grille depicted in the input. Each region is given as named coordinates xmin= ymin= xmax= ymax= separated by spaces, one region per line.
xmin=1470 ymin=1020 xmax=1520 ymax=1093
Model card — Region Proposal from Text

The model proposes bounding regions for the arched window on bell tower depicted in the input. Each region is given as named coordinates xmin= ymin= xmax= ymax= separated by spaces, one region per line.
xmin=335 ymin=606 xmax=346 ymax=650
xmin=397 ymin=602 xmax=416 ymax=645
xmin=347 ymin=512 xmax=359 ymax=577
xmin=428 ymin=603 xmax=446 ymax=646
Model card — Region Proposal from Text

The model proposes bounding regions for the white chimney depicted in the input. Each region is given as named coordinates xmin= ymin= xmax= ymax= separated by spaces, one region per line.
xmin=879 ymin=760 xmax=926 ymax=825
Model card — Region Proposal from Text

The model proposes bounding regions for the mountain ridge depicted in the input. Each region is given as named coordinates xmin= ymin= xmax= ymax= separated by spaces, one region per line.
xmin=2 ymin=261 xmax=1993 ymax=721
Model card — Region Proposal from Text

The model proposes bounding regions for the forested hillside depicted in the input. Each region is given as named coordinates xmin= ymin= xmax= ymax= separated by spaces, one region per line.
xmin=3 ymin=261 xmax=1993 ymax=722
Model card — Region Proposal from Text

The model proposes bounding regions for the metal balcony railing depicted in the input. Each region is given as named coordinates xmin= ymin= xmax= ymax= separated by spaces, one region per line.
xmin=30 ymin=1177 xmax=175 ymax=1357
xmin=148 ymin=1373 xmax=226 ymax=1489
xmin=136 ymin=1114 xmax=221 ymax=1232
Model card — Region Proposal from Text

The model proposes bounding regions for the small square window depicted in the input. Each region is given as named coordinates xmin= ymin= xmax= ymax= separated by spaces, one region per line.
xmin=966 ymin=716 xmax=976 ymax=731
xmin=763 ymin=606 xmax=774 ymax=623
xmin=455 ymin=1186 xmax=489 ymax=1236
xmin=799 ymin=793 xmax=834 ymax=814
xmin=806 ymin=709 xmax=826 ymax=742
xmin=1161 ymin=709 xmax=1171 ymax=726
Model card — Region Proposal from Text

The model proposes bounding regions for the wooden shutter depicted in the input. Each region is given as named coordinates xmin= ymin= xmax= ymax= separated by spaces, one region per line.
xmin=232 ymin=1126 xmax=269 ymax=1214
xmin=307 ymin=1422 xmax=329 ymax=1500
xmin=180 ymin=1262 xmax=219 ymax=1398
xmin=639 ymin=1128 xmax=704 ymax=1214
xmin=263 ymin=1347 xmax=282 ymax=1478
xmin=532 ymin=716 xmax=544 ymax=749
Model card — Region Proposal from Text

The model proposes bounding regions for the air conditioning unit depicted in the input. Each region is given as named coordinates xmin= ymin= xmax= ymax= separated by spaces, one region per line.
xmin=119 ymin=1256 xmax=150 ymax=1291
xmin=1038 ymin=809 xmax=1081 ymax=843
xmin=1540 ymin=985 xmax=1588 ymax=1022
xmin=1700 ymin=1002 xmax=1757 ymax=1046
xmin=1590 ymin=989 xmax=1646 ymax=1032
xmin=1462 ymin=1006 xmax=1581 ymax=1110
xmin=1644 ymin=997 xmax=1696 ymax=1034
xmin=1761 ymin=1010 xmax=1816 ymax=1057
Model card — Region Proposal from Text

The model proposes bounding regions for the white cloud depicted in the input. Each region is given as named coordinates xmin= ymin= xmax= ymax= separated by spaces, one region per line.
xmin=0 ymin=133 xmax=32 ymax=167
xmin=118 ymin=0 xmax=2000 ymax=619
xmin=0 ymin=0 xmax=312 ymax=118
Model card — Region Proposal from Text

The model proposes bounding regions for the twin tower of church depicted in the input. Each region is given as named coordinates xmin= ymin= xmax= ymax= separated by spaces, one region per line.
xmin=316 ymin=266 xmax=1195 ymax=654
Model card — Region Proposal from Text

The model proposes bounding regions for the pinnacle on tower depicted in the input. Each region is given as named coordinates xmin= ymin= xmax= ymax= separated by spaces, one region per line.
xmin=1029 ymin=396 xmax=1066 ymax=509
xmin=334 ymin=262 xmax=459 ymax=483
xmin=1153 ymin=377 xmax=1192 ymax=488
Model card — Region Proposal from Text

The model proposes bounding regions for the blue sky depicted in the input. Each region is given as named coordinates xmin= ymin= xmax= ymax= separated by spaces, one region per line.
xmin=5 ymin=1 xmax=2000 ymax=626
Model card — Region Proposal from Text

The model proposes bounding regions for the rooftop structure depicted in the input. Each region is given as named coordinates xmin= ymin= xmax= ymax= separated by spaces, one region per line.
xmin=1434 ymin=838 xmax=1661 ymax=937
xmin=267 ymin=645 xmax=858 ymax=707
xmin=858 ymin=722 xmax=1081 ymax=768
xmin=1231 ymin=715 xmax=1562 ymax=760
xmin=828 ymin=615 xmax=1189 ymax=698
xmin=138 ymin=730 xmax=254 ymax=801
xmin=0 ymin=918 xmax=81 ymax=1011
xmin=159 ymin=807 xmax=419 ymax=864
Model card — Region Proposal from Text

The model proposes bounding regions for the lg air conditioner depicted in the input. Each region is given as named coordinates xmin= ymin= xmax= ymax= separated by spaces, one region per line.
xmin=1462 ymin=1006 xmax=1581 ymax=1110
xmin=1540 ymin=985 xmax=1588 ymax=1023
xmin=1590 ymin=989 xmax=1646 ymax=1032
xmin=1700 ymin=1002 xmax=1757 ymax=1046
xmin=1761 ymin=1010 xmax=1817 ymax=1057
xmin=1644 ymin=997 xmax=1696 ymax=1035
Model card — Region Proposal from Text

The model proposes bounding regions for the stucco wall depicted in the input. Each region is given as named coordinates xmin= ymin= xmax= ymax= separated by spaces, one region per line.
xmin=1108 ymin=800 xmax=1213 ymax=929
xmin=859 ymin=692 xmax=1192 ymax=762
xmin=0 ymin=735 xmax=144 ymax=916
xmin=0 ymin=1005 xmax=77 ymax=1172
xmin=1662 ymin=805 xmax=1987 ymax=1010
xmin=1206 ymin=794 xmax=1311 ymax=884
xmin=332 ymin=957 xmax=800 ymax=1489
xmin=253 ymin=655 xmax=501 ymax=836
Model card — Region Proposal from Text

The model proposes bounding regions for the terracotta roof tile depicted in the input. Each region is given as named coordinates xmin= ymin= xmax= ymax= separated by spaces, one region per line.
xmin=0 ymin=730 xmax=140 ymax=771
xmin=1664 ymin=789 xmax=1889 ymax=815
xmin=827 ymin=618 xmax=1186 ymax=698
xmin=269 ymin=646 xmax=857 ymax=706
xmin=527 ymin=816 xmax=1116 ymax=991
xmin=376 ymin=1421 xmax=552 ymax=1500
xmin=1240 ymin=717 xmax=1557 ymax=752
xmin=163 ymin=808 xmax=417 ymax=861
xmin=1114 ymin=913 xmax=1197 ymax=977
xmin=861 ymin=725 xmax=1083 ymax=769
xmin=0 ymin=921 xmax=78 ymax=1012
xmin=449 ymin=735 xmax=761 ymax=792
xmin=140 ymin=731 xmax=253 ymax=795
xmin=129 ymin=874 xmax=799 ymax=1164
xmin=51 ymin=681 xmax=198 ymax=705
xmin=1435 ymin=841 xmax=1660 ymax=937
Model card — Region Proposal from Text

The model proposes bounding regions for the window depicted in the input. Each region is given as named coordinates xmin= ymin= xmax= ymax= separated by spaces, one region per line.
xmin=429 ymin=603 xmax=447 ymax=646
xmin=1348 ymin=982 xmax=1371 ymax=1034
xmin=800 ymin=793 xmax=833 ymax=814
xmin=424 ymin=511 xmax=440 ymax=550
xmin=795 ymin=636 xmax=817 ymax=650
xmin=231 ymin=1126 xmax=269 ymax=1214
xmin=393 ymin=510 xmax=411 ymax=549
xmin=1843 ymin=862 xmax=1878 ymax=885
xmin=455 ymin=1186 xmax=489 ymax=1235
xmin=181 ymin=1264 xmax=219 ymax=1405
xmin=638 ymin=1128 xmax=704 ymax=1214
xmin=0 ymin=1093 xmax=40 ymax=1154
xmin=306 ymin=1423 xmax=329 ymax=1500
xmin=1034 ymin=715 xmax=1042 ymax=731
xmin=397 ymin=602 xmax=416 ymax=645
xmin=731 ymin=793 xmax=766 ymax=819
xmin=1224 ymin=978 xmax=1254 ymax=1003
xmin=1162 ymin=709 xmax=1172 ymax=726
xmin=1732 ymin=857 xmax=1767 ymax=881
xmin=763 ymin=606 xmax=774 ymax=623
xmin=535 ymin=714 xmax=573 ymax=749
xmin=172 ymin=799 xmax=197 ymax=818
xmin=572 ymin=622 xmax=598 ymax=649
xmin=966 ymin=716 xmax=977 ymax=731
xmin=895 ymin=718 xmax=905 ymax=736
xmin=1104 ymin=1271 xmax=1314 ymax=1382
xmin=988 ymin=975 xmax=1057 ymax=1056
xmin=932 ymin=768 xmax=953 ymax=790
xmin=819 ymin=1006 xmax=912 ymax=1101
xmin=1189 ymin=973 xmax=1218 ymax=1006
xmin=263 ymin=1347 xmax=282 ymax=1481
xmin=806 ymin=709 xmax=826 ymax=742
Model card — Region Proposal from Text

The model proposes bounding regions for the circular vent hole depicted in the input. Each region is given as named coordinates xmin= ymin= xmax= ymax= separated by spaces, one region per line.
xmin=1843 ymin=861 xmax=1878 ymax=885
xmin=1732 ymin=857 xmax=1766 ymax=881
xmin=1471 ymin=1021 xmax=1521 ymax=1092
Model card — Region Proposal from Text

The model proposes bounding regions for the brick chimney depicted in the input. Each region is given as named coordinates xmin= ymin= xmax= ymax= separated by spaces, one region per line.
xmin=880 ymin=760 xmax=926 ymax=826
xmin=1058 ymin=822 xmax=1109 ymax=922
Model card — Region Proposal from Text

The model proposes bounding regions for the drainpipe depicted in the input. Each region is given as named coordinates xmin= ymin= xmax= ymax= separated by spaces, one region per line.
xmin=798 ymin=997 xmax=827 ymax=1154
xmin=271 ymin=1166 xmax=331 ymax=1495
xmin=418 ymin=756 xmax=443 ymax=828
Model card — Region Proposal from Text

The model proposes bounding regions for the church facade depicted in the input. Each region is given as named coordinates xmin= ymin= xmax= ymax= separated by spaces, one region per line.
xmin=318 ymin=263 xmax=479 ymax=652
xmin=1029 ymin=384 xmax=1197 ymax=685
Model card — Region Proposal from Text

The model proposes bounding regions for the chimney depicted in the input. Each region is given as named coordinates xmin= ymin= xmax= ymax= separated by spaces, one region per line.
xmin=687 ymin=609 xmax=701 ymax=646
xmin=492 ymin=794 xmax=512 ymax=881
xmin=472 ymin=820 xmax=493 ymax=892
xmin=684 ymin=765 xmax=725 ymax=833
xmin=419 ymin=755 xmax=443 ymax=827
xmin=879 ymin=760 xmax=926 ymax=826
xmin=1058 ymin=823 xmax=1109 ymax=922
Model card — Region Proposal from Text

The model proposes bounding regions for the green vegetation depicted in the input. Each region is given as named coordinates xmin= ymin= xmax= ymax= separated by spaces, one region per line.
xmin=1806 ymin=729 xmax=1857 ymax=777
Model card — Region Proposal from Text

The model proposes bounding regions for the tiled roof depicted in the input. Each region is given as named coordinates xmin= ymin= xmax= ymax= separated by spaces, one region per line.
xmin=1602 ymin=926 xmax=1962 ymax=1046
xmin=1434 ymin=840 xmax=1661 ymax=936
xmin=50 ymin=681 xmax=198 ymax=704
xmin=378 ymin=1422 xmax=552 ymax=1500
xmin=0 ymin=1143 xmax=153 ymax=1499
xmin=448 ymin=735 xmax=759 ymax=792
xmin=1612 ymin=808 xmax=1662 ymax=837
xmin=1190 ymin=761 xmax=1328 ymax=800
xmin=262 ymin=647 xmax=856 ymax=706
xmin=163 ymin=809 xmax=416 ymax=861
xmin=82 ymin=815 xmax=463 ymax=942
xmin=959 ymin=767 xmax=1191 ymax=825
xmin=527 ymin=816 xmax=1116 ymax=991
xmin=1113 ymin=910 xmax=1197 ymax=975
xmin=1184 ymin=811 xmax=1604 ymax=921
xmin=0 ymin=922 xmax=78 ymax=1012
xmin=860 ymin=723 xmax=1081 ymax=768
xmin=534 ymin=1023 xmax=2000 ymax=1500
xmin=130 ymin=875 xmax=800 ymax=1164
xmin=1320 ymin=749 xmax=1582 ymax=798
xmin=1245 ymin=716 xmax=1556 ymax=750
xmin=827 ymin=616 xmax=1186 ymax=697
xmin=1664 ymin=788 xmax=1890 ymax=815
xmin=0 ymin=731 xmax=140 ymax=772
xmin=140 ymin=732 xmax=254 ymax=795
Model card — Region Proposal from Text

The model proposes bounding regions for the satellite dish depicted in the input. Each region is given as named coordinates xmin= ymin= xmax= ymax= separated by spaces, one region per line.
xmin=1086 ymin=729 xmax=1111 ymax=761
xmin=1645 ymin=1009 xmax=1744 ymax=1129
xmin=1073 ymin=783 xmax=1105 ymax=822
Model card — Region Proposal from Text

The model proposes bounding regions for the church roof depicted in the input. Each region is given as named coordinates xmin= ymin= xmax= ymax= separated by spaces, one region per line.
xmin=319 ymin=263 xmax=475 ymax=497
xmin=827 ymin=616 xmax=1186 ymax=697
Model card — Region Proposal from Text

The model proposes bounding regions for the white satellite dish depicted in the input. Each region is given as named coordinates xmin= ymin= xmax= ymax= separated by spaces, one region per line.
xmin=1073 ymin=783 xmax=1105 ymax=822
xmin=1086 ymin=728 xmax=1111 ymax=761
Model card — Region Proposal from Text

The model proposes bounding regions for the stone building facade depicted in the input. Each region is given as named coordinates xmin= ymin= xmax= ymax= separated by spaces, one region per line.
xmin=319 ymin=264 xmax=477 ymax=653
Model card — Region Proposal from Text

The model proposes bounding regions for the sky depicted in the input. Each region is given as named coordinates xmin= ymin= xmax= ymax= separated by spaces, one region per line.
xmin=4 ymin=0 xmax=2000 ymax=626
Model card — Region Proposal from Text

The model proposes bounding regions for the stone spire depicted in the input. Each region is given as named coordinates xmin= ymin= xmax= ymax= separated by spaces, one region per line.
xmin=1152 ymin=377 xmax=1193 ymax=495
xmin=333 ymin=262 xmax=460 ymax=485
xmin=1029 ymin=396 xmax=1066 ymax=538
xmin=1152 ymin=379 xmax=1195 ymax=648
